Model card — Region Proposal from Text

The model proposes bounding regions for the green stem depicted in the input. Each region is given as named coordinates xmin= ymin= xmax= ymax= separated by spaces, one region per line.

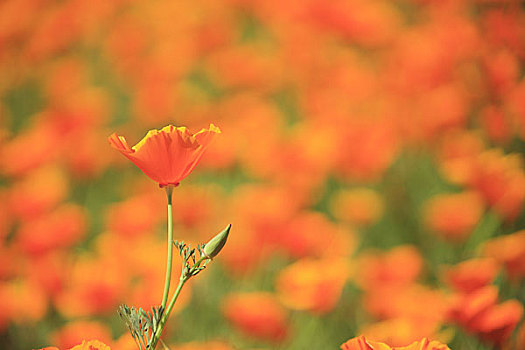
xmin=150 ymin=256 xmax=208 ymax=349
xmin=137 ymin=334 xmax=146 ymax=350
xmin=161 ymin=186 xmax=174 ymax=311
xmin=159 ymin=339 xmax=170 ymax=350
xmin=151 ymin=276 xmax=186 ymax=349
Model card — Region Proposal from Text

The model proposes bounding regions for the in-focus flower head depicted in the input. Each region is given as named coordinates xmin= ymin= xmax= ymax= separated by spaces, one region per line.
xmin=108 ymin=124 xmax=220 ymax=187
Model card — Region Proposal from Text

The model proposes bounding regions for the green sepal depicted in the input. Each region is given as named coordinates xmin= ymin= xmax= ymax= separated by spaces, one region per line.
xmin=203 ymin=224 xmax=231 ymax=259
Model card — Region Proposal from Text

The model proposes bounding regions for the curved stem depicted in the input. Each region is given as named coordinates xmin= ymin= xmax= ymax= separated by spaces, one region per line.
xmin=161 ymin=186 xmax=174 ymax=310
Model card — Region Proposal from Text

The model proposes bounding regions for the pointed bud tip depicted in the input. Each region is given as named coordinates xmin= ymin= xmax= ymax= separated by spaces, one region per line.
xmin=203 ymin=224 xmax=231 ymax=259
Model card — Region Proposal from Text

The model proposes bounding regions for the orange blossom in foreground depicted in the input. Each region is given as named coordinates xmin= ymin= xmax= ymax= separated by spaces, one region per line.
xmin=341 ymin=335 xmax=451 ymax=350
xmin=108 ymin=124 xmax=220 ymax=187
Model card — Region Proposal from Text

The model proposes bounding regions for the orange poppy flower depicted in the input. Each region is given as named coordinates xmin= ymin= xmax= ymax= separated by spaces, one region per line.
xmin=359 ymin=318 xmax=443 ymax=348
xmin=69 ymin=340 xmax=112 ymax=350
xmin=400 ymin=338 xmax=451 ymax=350
xmin=341 ymin=335 xmax=450 ymax=350
xmin=36 ymin=340 xmax=111 ymax=350
xmin=108 ymin=124 xmax=220 ymax=187
xmin=341 ymin=335 xmax=390 ymax=350
xmin=171 ymin=340 xmax=233 ymax=350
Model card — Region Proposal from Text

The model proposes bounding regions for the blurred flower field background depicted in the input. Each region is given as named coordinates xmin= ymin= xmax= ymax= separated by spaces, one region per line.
xmin=1 ymin=0 xmax=525 ymax=349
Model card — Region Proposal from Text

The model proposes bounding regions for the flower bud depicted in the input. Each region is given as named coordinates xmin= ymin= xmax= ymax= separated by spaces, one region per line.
xmin=203 ymin=224 xmax=231 ymax=259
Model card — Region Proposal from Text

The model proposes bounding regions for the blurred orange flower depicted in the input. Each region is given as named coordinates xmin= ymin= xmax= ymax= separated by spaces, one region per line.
xmin=107 ymin=193 xmax=163 ymax=238
xmin=8 ymin=165 xmax=68 ymax=220
xmin=108 ymin=124 xmax=220 ymax=187
xmin=55 ymin=254 xmax=128 ymax=317
xmin=276 ymin=258 xmax=350 ymax=314
xmin=442 ymin=258 xmax=499 ymax=294
xmin=27 ymin=252 xmax=70 ymax=299
xmin=16 ymin=203 xmax=87 ymax=256
xmin=0 ymin=279 xmax=48 ymax=326
xmin=437 ymin=131 xmax=485 ymax=186
xmin=357 ymin=246 xmax=423 ymax=290
xmin=483 ymin=230 xmax=525 ymax=279
xmin=112 ymin=334 xmax=136 ymax=350
xmin=51 ymin=321 xmax=112 ymax=350
xmin=480 ymin=106 xmax=512 ymax=145
xmin=279 ymin=211 xmax=356 ymax=259
xmin=450 ymin=285 xmax=523 ymax=346
xmin=0 ymin=120 xmax=61 ymax=177
xmin=470 ymin=150 xmax=525 ymax=222
xmin=474 ymin=300 xmax=523 ymax=346
xmin=423 ymin=191 xmax=484 ymax=241
xmin=362 ymin=284 xmax=451 ymax=333
xmin=222 ymin=292 xmax=288 ymax=343
xmin=329 ymin=188 xmax=384 ymax=227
